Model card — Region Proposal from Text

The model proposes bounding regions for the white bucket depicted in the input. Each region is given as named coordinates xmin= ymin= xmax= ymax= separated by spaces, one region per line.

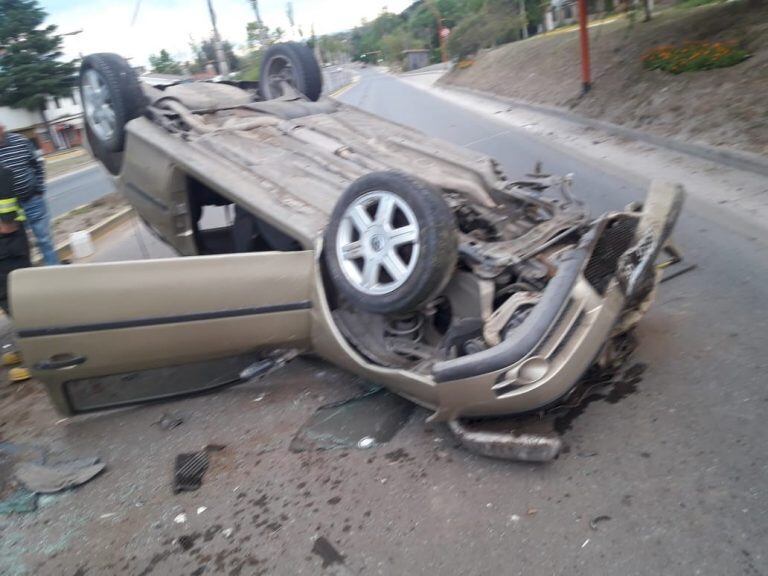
xmin=69 ymin=230 xmax=95 ymax=260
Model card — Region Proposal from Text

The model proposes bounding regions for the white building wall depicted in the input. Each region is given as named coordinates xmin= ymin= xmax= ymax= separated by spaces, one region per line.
xmin=0 ymin=92 xmax=83 ymax=131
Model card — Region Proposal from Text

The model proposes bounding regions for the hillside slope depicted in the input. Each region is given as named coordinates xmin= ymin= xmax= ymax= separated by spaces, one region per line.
xmin=441 ymin=2 xmax=768 ymax=155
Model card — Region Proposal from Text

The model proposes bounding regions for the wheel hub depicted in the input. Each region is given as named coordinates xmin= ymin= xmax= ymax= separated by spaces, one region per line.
xmin=336 ymin=191 xmax=420 ymax=296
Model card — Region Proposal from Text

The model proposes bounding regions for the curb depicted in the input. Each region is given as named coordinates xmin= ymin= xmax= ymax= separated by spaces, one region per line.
xmin=33 ymin=206 xmax=134 ymax=265
xmin=328 ymin=73 xmax=360 ymax=98
xmin=47 ymin=162 xmax=98 ymax=184
xmin=441 ymin=83 xmax=768 ymax=178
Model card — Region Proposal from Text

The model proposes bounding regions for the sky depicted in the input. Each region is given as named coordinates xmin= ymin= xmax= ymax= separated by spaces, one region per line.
xmin=41 ymin=0 xmax=414 ymax=66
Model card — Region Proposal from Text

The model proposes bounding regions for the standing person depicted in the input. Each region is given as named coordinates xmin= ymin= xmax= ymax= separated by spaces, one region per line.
xmin=0 ymin=122 xmax=59 ymax=265
xmin=0 ymin=163 xmax=30 ymax=311
xmin=0 ymin=162 xmax=32 ymax=382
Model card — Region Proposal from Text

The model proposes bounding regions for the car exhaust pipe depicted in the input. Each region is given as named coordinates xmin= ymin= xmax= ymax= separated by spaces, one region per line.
xmin=448 ymin=419 xmax=562 ymax=462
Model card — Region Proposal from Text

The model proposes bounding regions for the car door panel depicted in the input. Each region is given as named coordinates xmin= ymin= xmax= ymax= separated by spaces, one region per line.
xmin=10 ymin=251 xmax=314 ymax=415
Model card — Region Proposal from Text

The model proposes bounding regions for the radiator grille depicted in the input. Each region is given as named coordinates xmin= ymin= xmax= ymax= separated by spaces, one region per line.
xmin=584 ymin=217 xmax=638 ymax=294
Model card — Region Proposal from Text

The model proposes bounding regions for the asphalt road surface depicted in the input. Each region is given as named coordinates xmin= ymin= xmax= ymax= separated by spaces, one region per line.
xmin=47 ymin=164 xmax=114 ymax=217
xmin=3 ymin=69 xmax=766 ymax=576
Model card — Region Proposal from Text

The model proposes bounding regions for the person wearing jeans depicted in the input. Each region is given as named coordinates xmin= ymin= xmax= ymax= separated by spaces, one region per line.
xmin=0 ymin=122 xmax=59 ymax=266
xmin=19 ymin=192 xmax=58 ymax=265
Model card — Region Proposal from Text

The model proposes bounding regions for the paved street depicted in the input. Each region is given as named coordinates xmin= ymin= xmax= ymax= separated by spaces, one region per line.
xmin=2 ymin=69 xmax=766 ymax=576
xmin=47 ymin=165 xmax=114 ymax=218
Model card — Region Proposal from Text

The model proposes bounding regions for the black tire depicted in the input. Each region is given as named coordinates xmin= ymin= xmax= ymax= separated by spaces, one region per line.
xmin=84 ymin=123 xmax=123 ymax=176
xmin=324 ymin=171 xmax=458 ymax=315
xmin=259 ymin=42 xmax=323 ymax=102
xmin=79 ymin=53 xmax=145 ymax=156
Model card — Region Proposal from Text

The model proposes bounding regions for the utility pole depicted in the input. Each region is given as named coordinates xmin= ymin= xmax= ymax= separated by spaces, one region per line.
xmin=206 ymin=0 xmax=230 ymax=78
xmin=577 ymin=0 xmax=591 ymax=94
xmin=249 ymin=0 xmax=262 ymax=24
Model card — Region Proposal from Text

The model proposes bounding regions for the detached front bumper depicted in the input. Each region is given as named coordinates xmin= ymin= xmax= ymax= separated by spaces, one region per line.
xmin=429 ymin=181 xmax=684 ymax=421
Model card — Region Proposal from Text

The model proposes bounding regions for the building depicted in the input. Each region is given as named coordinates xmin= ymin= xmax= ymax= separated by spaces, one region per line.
xmin=0 ymin=93 xmax=83 ymax=154
xmin=402 ymin=49 xmax=431 ymax=72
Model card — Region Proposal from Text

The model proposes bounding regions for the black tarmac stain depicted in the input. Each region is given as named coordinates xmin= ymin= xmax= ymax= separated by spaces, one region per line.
xmin=552 ymin=335 xmax=646 ymax=434
xmin=383 ymin=448 xmax=412 ymax=463
xmin=311 ymin=536 xmax=346 ymax=568
xmin=178 ymin=533 xmax=201 ymax=552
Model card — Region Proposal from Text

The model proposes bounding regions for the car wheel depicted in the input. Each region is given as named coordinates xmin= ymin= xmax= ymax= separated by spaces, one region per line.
xmin=80 ymin=53 xmax=145 ymax=156
xmin=324 ymin=171 xmax=458 ymax=315
xmin=259 ymin=42 xmax=323 ymax=102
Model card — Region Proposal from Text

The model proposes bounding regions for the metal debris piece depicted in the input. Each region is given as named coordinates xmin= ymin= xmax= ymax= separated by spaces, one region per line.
xmin=448 ymin=419 xmax=562 ymax=462
xmin=173 ymin=451 xmax=209 ymax=493
xmin=15 ymin=457 xmax=104 ymax=494
xmin=156 ymin=412 xmax=184 ymax=430
xmin=589 ymin=515 xmax=612 ymax=530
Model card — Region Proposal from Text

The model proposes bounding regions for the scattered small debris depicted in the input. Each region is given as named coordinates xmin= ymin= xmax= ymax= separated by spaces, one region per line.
xmin=589 ymin=515 xmax=612 ymax=530
xmin=357 ymin=437 xmax=375 ymax=449
xmin=526 ymin=507 xmax=539 ymax=517
xmin=173 ymin=451 xmax=209 ymax=494
xmin=196 ymin=506 xmax=207 ymax=515
xmin=15 ymin=457 xmax=105 ymax=494
xmin=311 ymin=536 xmax=346 ymax=569
xmin=661 ymin=263 xmax=697 ymax=284
xmin=174 ymin=513 xmax=187 ymax=524
xmin=100 ymin=513 xmax=117 ymax=519
xmin=156 ymin=412 xmax=184 ymax=430
xmin=222 ymin=527 xmax=234 ymax=538
xmin=0 ymin=441 xmax=46 ymax=514
xmin=252 ymin=393 xmax=267 ymax=402
xmin=581 ymin=538 xmax=590 ymax=548
xmin=509 ymin=514 xmax=520 ymax=523
xmin=0 ymin=489 xmax=37 ymax=514
xmin=290 ymin=390 xmax=413 ymax=453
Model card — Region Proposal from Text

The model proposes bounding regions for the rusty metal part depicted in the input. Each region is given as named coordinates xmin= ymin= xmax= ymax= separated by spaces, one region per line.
xmin=448 ymin=419 xmax=562 ymax=462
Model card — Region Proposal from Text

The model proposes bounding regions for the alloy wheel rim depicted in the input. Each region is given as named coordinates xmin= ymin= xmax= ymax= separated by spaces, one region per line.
xmin=336 ymin=190 xmax=420 ymax=296
xmin=82 ymin=69 xmax=116 ymax=142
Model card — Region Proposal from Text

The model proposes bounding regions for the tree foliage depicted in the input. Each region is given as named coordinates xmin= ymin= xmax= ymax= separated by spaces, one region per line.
xmin=189 ymin=38 xmax=240 ymax=75
xmin=345 ymin=0 xmax=539 ymax=65
xmin=148 ymin=49 xmax=183 ymax=75
xmin=0 ymin=0 xmax=77 ymax=111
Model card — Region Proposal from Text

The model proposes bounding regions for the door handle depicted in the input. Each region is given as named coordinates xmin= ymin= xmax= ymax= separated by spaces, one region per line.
xmin=34 ymin=354 xmax=87 ymax=370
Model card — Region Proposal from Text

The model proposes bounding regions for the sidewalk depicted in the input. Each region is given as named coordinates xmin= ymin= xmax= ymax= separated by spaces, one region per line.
xmin=399 ymin=68 xmax=768 ymax=236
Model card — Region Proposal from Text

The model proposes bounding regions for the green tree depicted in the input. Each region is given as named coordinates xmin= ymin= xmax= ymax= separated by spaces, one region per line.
xmin=189 ymin=38 xmax=240 ymax=75
xmin=0 ymin=0 xmax=77 ymax=148
xmin=148 ymin=49 xmax=183 ymax=75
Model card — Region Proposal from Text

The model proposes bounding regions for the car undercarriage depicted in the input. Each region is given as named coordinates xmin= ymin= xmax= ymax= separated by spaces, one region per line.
xmin=9 ymin=44 xmax=684 ymax=461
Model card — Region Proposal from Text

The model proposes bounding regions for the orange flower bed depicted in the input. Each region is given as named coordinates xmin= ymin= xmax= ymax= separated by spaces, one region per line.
xmin=642 ymin=41 xmax=748 ymax=74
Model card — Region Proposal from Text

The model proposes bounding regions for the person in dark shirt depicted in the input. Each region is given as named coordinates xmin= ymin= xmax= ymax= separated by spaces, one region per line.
xmin=0 ymin=162 xmax=30 ymax=312
xmin=0 ymin=122 xmax=58 ymax=265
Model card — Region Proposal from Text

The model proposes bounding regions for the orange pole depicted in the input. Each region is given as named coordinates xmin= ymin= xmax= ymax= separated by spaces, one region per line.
xmin=578 ymin=0 xmax=591 ymax=93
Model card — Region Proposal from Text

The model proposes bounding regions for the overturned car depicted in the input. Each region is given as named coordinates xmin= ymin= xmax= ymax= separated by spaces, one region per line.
xmin=10 ymin=44 xmax=683 ymax=458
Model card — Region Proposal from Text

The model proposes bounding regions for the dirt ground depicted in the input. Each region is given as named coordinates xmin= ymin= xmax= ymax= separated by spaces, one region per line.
xmin=50 ymin=192 xmax=129 ymax=248
xmin=442 ymin=2 xmax=768 ymax=155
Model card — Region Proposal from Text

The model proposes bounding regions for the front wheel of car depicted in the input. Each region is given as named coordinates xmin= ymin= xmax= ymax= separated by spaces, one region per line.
xmin=324 ymin=171 xmax=458 ymax=315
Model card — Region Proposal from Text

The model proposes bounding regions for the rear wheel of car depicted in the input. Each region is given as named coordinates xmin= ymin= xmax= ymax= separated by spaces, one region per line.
xmin=79 ymin=53 xmax=145 ymax=167
xmin=259 ymin=42 xmax=323 ymax=102
xmin=324 ymin=171 xmax=458 ymax=315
